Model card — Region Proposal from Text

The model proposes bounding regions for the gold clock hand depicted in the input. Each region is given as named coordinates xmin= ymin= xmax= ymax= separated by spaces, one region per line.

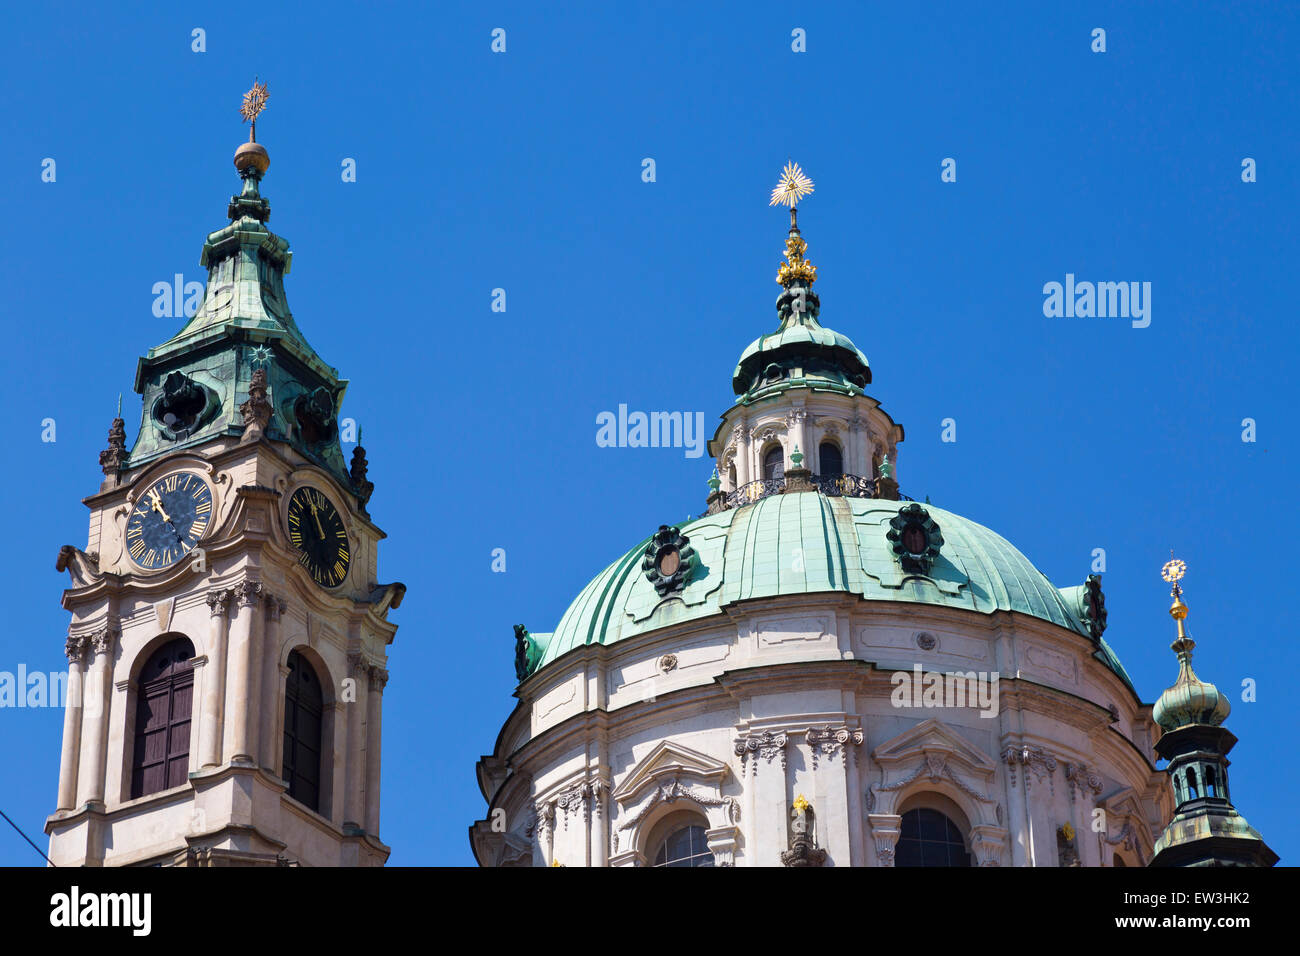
xmin=147 ymin=489 xmax=173 ymax=525
xmin=308 ymin=499 xmax=326 ymax=538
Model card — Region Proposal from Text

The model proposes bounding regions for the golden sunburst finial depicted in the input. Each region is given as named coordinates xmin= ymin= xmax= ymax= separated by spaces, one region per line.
xmin=1162 ymin=554 xmax=1190 ymax=638
xmin=771 ymin=162 xmax=818 ymax=287
xmin=240 ymin=79 xmax=270 ymax=141
xmin=770 ymin=162 xmax=815 ymax=208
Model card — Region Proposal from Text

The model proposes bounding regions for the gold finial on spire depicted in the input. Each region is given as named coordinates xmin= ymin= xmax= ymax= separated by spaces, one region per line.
xmin=770 ymin=161 xmax=815 ymax=209
xmin=234 ymin=79 xmax=271 ymax=175
xmin=1161 ymin=554 xmax=1190 ymax=640
xmin=771 ymin=162 xmax=817 ymax=286
xmin=240 ymin=79 xmax=270 ymax=142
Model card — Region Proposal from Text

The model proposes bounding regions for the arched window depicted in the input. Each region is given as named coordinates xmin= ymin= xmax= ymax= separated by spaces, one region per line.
xmin=282 ymin=650 xmax=324 ymax=812
xmin=1185 ymin=767 xmax=1199 ymax=800
xmin=1205 ymin=766 xmax=1218 ymax=798
xmin=653 ymin=824 xmax=714 ymax=867
xmin=896 ymin=807 xmax=972 ymax=867
xmin=727 ymin=463 xmax=736 ymax=489
xmin=130 ymin=636 xmax=195 ymax=799
xmin=762 ymin=445 xmax=784 ymax=481
xmin=819 ymin=441 xmax=843 ymax=477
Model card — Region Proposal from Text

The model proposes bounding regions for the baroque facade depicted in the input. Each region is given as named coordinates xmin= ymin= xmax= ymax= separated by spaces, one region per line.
xmin=46 ymin=100 xmax=402 ymax=867
xmin=470 ymin=169 xmax=1274 ymax=868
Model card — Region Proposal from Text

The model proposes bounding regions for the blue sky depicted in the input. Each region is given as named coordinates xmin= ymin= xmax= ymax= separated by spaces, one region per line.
xmin=0 ymin=1 xmax=1295 ymax=865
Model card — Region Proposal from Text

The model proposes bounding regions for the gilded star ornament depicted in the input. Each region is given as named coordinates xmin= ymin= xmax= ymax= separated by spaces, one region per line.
xmin=770 ymin=162 xmax=815 ymax=207
xmin=240 ymin=80 xmax=270 ymax=125
xmin=249 ymin=345 xmax=273 ymax=369
xmin=1162 ymin=557 xmax=1187 ymax=598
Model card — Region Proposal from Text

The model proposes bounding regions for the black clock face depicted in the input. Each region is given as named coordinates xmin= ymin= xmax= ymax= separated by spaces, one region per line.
xmin=125 ymin=472 xmax=212 ymax=570
xmin=286 ymin=487 xmax=350 ymax=588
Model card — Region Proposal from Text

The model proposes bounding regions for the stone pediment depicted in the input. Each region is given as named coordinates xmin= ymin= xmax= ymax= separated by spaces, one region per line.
xmin=872 ymin=717 xmax=996 ymax=775
xmin=612 ymin=739 xmax=730 ymax=803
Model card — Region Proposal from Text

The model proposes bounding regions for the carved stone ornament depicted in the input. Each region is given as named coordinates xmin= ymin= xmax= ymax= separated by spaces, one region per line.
xmin=1001 ymin=744 xmax=1058 ymax=794
xmin=99 ymin=417 xmax=128 ymax=478
xmin=781 ymin=796 xmax=826 ymax=867
xmin=915 ymin=631 xmax=937 ymax=651
xmin=1064 ymin=762 xmax=1105 ymax=804
xmin=806 ymin=726 xmax=864 ymax=769
xmin=64 ymin=634 xmax=89 ymax=665
xmin=617 ymin=777 xmax=741 ymax=834
xmin=239 ymin=368 xmax=274 ymax=443
xmin=89 ymin=622 xmax=120 ymax=656
xmin=734 ymin=730 xmax=788 ymax=776
xmin=658 ymin=653 xmax=678 ymax=673
xmin=886 ymin=503 xmax=944 ymax=574
xmin=236 ymin=580 xmax=264 ymax=608
xmin=641 ymin=525 xmax=697 ymax=597
xmin=206 ymin=588 xmax=234 ymax=618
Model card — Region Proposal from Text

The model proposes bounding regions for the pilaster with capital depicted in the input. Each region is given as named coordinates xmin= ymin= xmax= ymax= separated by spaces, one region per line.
xmin=75 ymin=621 xmax=119 ymax=807
xmin=258 ymin=595 xmax=287 ymax=772
xmin=199 ymin=588 xmax=233 ymax=768
xmin=56 ymin=634 xmax=89 ymax=810
xmin=363 ymin=664 xmax=388 ymax=835
xmin=223 ymin=581 xmax=263 ymax=765
xmin=343 ymin=650 xmax=368 ymax=829
xmin=733 ymin=421 xmax=751 ymax=487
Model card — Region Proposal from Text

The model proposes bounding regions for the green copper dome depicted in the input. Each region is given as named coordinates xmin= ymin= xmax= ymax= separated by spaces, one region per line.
xmin=1152 ymin=639 xmax=1231 ymax=731
xmin=521 ymin=494 xmax=1135 ymax=692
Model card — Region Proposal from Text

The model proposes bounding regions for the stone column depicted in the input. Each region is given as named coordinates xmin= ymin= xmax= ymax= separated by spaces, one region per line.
xmin=76 ymin=623 xmax=118 ymax=808
xmin=867 ymin=812 xmax=902 ymax=866
xmin=591 ymin=781 xmax=609 ymax=868
xmin=734 ymin=423 xmax=750 ymax=487
xmin=259 ymin=596 xmax=286 ymax=772
xmin=56 ymin=635 xmax=89 ymax=810
xmin=343 ymin=652 xmax=367 ymax=829
xmin=199 ymin=589 xmax=232 ymax=769
xmin=849 ymin=416 xmax=867 ymax=477
xmin=363 ymin=665 xmax=388 ymax=835
xmin=224 ymin=581 xmax=263 ymax=765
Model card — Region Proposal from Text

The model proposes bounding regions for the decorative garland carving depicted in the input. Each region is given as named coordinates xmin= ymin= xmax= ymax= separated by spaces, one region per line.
xmin=870 ymin=751 xmax=995 ymax=806
xmin=616 ymin=778 xmax=741 ymax=834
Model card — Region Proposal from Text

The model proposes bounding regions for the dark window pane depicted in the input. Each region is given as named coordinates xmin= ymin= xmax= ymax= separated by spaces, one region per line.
xmin=819 ymin=442 xmax=842 ymax=477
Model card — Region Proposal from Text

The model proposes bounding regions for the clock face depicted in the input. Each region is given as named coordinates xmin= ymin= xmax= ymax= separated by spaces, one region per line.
xmin=125 ymin=472 xmax=212 ymax=570
xmin=286 ymin=487 xmax=350 ymax=588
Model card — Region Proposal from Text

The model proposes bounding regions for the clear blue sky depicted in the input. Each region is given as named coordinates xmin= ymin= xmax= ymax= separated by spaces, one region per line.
xmin=0 ymin=1 xmax=1295 ymax=866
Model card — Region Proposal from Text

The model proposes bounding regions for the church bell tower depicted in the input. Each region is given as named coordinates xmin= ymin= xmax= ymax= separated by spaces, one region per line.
xmin=45 ymin=84 xmax=404 ymax=866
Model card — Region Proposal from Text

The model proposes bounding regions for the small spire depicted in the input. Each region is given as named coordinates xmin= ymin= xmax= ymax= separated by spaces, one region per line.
xmin=707 ymin=467 xmax=721 ymax=493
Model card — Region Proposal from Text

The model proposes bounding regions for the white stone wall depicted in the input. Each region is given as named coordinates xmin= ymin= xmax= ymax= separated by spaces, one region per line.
xmin=473 ymin=595 xmax=1169 ymax=867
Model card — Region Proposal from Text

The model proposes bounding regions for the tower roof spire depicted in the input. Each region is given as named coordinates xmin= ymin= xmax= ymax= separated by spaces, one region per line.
xmin=1152 ymin=557 xmax=1230 ymax=731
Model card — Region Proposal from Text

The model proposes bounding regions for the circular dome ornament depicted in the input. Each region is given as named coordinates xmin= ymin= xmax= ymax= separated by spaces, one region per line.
xmin=642 ymin=525 xmax=697 ymax=596
xmin=887 ymin=504 xmax=944 ymax=574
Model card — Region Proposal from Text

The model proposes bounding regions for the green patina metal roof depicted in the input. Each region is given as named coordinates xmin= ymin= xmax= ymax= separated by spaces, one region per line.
xmin=525 ymin=494 xmax=1135 ymax=694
